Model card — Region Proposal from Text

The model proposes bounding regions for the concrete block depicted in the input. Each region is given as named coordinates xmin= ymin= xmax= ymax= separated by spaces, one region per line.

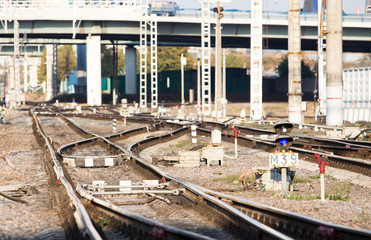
xmin=343 ymin=127 xmax=361 ymax=139
xmin=143 ymin=180 xmax=159 ymax=188
xmin=63 ymin=157 xmax=76 ymax=167
xmin=179 ymin=150 xmax=200 ymax=159
xmin=326 ymin=130 xmax=344 ymax=139
xmin=104 ymin=157 xmax=114 ymax=166
xmin=85 ymin=158 xmax=94 ymax=167
xmin=178 ymin=151 xmax=200 ymax=167
xmin=255 ymin=167 xmax=292 ymax=191
xmin=202 ymin=146 xmax=224 ymax=166
xmin=211 ymin=129 xmax=222 ymax=145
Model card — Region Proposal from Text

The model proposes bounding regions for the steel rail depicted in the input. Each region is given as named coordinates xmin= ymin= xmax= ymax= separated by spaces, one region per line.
xmin=58 ymin=113 xmax=290 ymax=239
xmin=236 ymin=124 xmax=371 ymax=148
xmin=36 ymin=111 xmax=208 ymax=239
xmin=202 ymin=120 xmax=371 ymax=148
xmin=41 ymin=110 xmax=371 ymax=176
xmin=196 ymin=126 xmax=371 ymax=176
xmin=187 ymin=183 xmax=371 ymax=240
xmin=124 ymin=118 xmax=370 ymax=239
xmin=34 ymin=109 xmax=369 ymax=239
xmin=57 ymin=117 xmax=163 ymax=166
xmin=76 ymin=183 xmax=215 ymax=240
xmin=31 ymin=110 xmax=102 ymax=240
xmin=126 ymin=132 xmax=293 ymax=240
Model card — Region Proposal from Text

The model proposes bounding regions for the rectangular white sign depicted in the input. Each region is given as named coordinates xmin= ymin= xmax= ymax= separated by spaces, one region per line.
xmin=269 ymin=152 xmax=299 ymax=168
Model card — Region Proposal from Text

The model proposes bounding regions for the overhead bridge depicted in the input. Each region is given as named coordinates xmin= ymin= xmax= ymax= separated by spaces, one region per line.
xmin=1 ymin=0 xmax=371 ymax=52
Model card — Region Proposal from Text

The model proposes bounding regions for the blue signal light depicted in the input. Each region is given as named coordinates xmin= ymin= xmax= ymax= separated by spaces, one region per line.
xmin=279 ymin=138 xmax=289 ymax=146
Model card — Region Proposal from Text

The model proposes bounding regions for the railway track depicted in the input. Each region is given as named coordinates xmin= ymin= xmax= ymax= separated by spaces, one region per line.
xmin=199 ymin=121 xmax=371 ymax=177
xmin=124 ymin=117 xmax=371 ymax=239
xmin=32 ymin=108 xmax=370 ymax=239
xmin=32 ymin=108 xmax=293 ymax=239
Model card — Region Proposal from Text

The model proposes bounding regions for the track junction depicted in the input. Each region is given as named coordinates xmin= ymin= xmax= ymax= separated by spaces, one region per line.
xmin=0 ymin=103 xmax=370 ymax=239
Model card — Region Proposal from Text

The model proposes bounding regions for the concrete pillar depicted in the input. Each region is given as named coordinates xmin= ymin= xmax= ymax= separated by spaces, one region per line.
xmin=86 ymin=35 xmax=102 ymax=106
xmin=46 ymin=45 xmax=53 ymax=101
xmin=317 ymin=0 xmax=326 ymax=117
xmin=288 ymin=0 xmax=303 ymax=124
xmin=250 ymin=0 xmax=263 ymax=120
xmin=125 ymin=46 xmax=137 ymax=94
xmin=326 ymin=0 xmax=343 ymax=126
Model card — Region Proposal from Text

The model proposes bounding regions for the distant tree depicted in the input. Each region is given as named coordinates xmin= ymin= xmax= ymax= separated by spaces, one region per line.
xmin=137 ymin=46 xmax=195 ymax=73
xmin=355 ymin=54 xmax=371 ymax=67
xmin=37 ymin=45 xmax=77 ymax=84
xmin=101 ymin=45 xmax=125 ymax=77
xmin=38 ymin=49 xmax=47 ymax=84
xmin=226 ymin=52 xmax=245 ymax=68
xmin=57 ymin=45 xmax=76 ymax=82
xmin=277 ymin=55 xmax=315 ymax=78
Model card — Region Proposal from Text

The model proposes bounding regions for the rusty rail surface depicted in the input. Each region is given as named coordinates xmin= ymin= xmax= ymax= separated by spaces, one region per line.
xmin=31 ymin=110 xmax=102 ymax=240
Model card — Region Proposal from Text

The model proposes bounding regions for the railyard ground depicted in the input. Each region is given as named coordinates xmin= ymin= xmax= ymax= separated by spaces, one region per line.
xmin=0 ymin=98 xmax=369 ymax=238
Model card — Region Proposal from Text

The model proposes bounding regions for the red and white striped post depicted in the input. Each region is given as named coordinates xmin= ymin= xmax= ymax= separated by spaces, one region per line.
xmin=232 ymin=127 xmax=239 ymax=158
xmin=315 ymin=153 xmax=332 ymax=201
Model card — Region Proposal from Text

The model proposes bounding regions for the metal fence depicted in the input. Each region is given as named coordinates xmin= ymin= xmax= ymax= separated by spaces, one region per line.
xmin=2 ymin=0 xmax=371 ymax=22
xmin=343 ymin=67 xmax=371 ymax=123
xmin=0 ymin=0 xmax=138 ymax=8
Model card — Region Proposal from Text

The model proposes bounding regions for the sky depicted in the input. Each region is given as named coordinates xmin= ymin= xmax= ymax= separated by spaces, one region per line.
xmin=170 ymin=0 xmax=366 ymax=14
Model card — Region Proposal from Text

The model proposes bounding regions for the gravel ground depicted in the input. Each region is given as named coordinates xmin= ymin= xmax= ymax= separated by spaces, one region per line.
xmin=143 ymin=134 xmax=371 ymax=231
xmin=0 ymin=112 xmax=65 ymax=239
xmin=71 ymin=117 xmax=145 ymax=136
xmin=0 ymin=103 xmax=370 ymax=238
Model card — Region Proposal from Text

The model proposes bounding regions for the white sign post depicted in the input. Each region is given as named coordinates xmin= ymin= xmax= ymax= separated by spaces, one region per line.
xmin=269 ymin=151 xmax=299 ymax=194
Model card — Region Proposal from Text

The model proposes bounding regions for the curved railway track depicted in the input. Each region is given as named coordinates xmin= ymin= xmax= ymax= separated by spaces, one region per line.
xmin=30 ymin=106 xmax=371 ymax=239
xmin=199 ymin=122 xmax=371 ymax=177
xmin=32 ymin=108 xmax=292 ymax=239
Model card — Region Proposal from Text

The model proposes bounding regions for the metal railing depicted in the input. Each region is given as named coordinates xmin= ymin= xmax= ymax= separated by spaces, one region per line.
xmin=0 ymin=0 xmax=138 ymax=8
xmin=2 ymin=0 xmax=371 ymax=23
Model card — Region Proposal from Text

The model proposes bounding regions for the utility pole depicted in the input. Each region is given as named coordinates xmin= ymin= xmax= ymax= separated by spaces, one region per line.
xmin=250 ymin=0 xmax=263 ymax=120
xmin=317 ymin=0 xmax=326 ymax=119
xmin=288 ymin=0 xmax=303 ymax=124
xmin=326 ymin=0 xmax=343 ymax=126
xmin=214 ymin=1 xmax=223 ymax=118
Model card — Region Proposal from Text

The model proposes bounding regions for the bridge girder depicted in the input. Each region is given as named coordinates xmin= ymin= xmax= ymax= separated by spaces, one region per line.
xmin=0 ymin=20 xmax=370 ymax=52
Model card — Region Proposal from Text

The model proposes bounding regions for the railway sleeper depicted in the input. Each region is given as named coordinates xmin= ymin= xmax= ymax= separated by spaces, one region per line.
xmin=62 ymin=155 xmax=126 ymax=167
